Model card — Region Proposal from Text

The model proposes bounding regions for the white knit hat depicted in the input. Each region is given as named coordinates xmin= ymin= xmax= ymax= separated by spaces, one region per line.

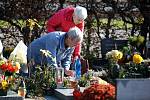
xmin=74 ymin=6 xmax=87 ymax=20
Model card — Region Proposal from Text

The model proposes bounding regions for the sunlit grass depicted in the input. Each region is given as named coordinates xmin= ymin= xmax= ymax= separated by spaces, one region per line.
xmin=0 ymin=20 xmax=10 ymax=28
xmin=0 ymin=18 xmax=133 ymax=29
xmin=91 ymin=18 xmax=132 ymax=29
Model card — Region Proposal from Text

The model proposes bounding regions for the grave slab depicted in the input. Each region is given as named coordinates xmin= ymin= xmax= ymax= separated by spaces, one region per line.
xmin=55 ymin=87 xmax=86 ymax=100
xmin=117 ymin=78 xmax=150 ymax=100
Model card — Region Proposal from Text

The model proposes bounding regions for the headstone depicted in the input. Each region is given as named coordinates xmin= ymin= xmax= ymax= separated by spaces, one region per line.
xmin=146 ymin=41 xmax=150 ymax=58
xmin=91 ymin=58 xmax=108 ymax=70
xmin=116 ymin=79 xmax=150 ymax=100
xmin=101 ymin=38 xmax=128 ymax=58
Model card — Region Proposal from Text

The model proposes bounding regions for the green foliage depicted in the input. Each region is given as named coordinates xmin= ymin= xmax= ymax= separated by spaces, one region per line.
xmin=106 ymin=61 xmax=150 ymax=85
xmin=119 ymin=62 xmax=150 ymax=78
xmin=128 ymin=35 xmax=145 ymax=47
xmin=12 ymin=19 xmax=25 ymax=27
xmin=0 ymin=20 xmax=11 ymax=28
xmin=78 ymin=76 xmax=88 ymax=87
xmin=25 ymin=49 xmax=57 ymax=97
xmin=86 ymin=18 xmax=132 ymax=29
xmin=25 ymin=66 xmax=57 ymax=97
xmin=78 ymin=72 xmax=92 ymax=87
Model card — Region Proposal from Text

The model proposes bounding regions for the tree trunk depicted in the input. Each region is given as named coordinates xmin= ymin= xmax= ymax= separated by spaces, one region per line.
xmin=139 ymin=0 xmax=150 ymax=57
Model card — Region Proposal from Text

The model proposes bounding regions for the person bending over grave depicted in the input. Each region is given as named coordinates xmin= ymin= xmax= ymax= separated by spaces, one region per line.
xmin=27 ymin=27 xmax=83 ymax=76
xmin=46 ymin=6 xmax=87 ymax=64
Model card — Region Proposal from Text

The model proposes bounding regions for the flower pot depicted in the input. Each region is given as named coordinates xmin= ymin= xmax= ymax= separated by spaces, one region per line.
xmin=0 ymin=89 xmax=7 ymax=96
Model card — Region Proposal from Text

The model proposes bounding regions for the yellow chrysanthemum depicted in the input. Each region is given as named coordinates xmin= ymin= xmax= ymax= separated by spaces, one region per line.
xmin=117 ymin=51 xmax=123 ymax=60
xmin=133 ymin=54 xmax=143 ymax=64
xmin=1 ymin=80 xmax=8 ymax=90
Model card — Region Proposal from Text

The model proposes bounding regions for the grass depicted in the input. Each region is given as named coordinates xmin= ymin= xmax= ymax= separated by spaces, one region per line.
xmin=0 ymin=20 xmax=10 ymax=28
xmin=92 ymin=18 xmax=133 ymax=29
xmin=0 ymin=18 xmax=133 ymax=29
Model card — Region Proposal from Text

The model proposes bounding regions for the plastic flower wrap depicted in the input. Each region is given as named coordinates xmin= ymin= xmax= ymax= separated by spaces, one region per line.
xmin=106 ymin=50 xmax=123 ymax=63
xmin=9 ymin=40 xmax=27 ymax=64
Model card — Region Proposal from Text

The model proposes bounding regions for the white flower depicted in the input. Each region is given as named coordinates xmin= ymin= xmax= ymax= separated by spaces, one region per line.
xmin=106 ymin=50 xmax=123 ymax=62
xmin=40 ymin=49 xmax=55 ymax=62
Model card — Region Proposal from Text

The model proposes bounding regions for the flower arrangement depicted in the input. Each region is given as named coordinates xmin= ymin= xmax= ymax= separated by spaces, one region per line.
xmin=106 ymin=50 xmax=123 ymax=64
xmin=106 ymin=49 xmax=144 ymax=65
xmin=105 ymin=48 xmax=150 ymax=80
xmin=119 ymin=53 xmax=149 ymax=78
xmin=80 ymin=84 xmax=115 ymax=100
xmin=0 ymin=59 xmax=20 ymax=93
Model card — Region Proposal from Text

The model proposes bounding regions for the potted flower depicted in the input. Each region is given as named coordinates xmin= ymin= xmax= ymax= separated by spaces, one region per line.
xmin=105 ymin=50 xmax=123 ymax=79
xmin=25 ymin=49 xmax=57 ymax=97
xmin=73 ymin=83 xmax=116 ymax=100
xmin=106 ymin=50 xmax=123 ymax=64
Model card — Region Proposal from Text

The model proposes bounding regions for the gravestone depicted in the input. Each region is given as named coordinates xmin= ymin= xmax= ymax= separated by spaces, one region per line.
xmin=101 ymin=38 xmax=128 ymax=58
xmin=116 ymin=79 xmax=150 ymax=100
xmin=146 ymin=41 xmax=150 ymax=58
xmin=91 ymin=58 xmax=108 ymax=70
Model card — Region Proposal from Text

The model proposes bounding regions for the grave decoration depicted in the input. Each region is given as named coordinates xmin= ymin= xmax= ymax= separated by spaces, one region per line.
xmin=25 ymin=49 xmax=57 ymax=97
xmin=80 ymin=83 xmax=115 ymax=100
xmin=0 ymin=58 xmax=20 ymax=96
xmin=0 ymin=40 xmax=28 ymax=96
xmin=105 ymin=49 xmax=150 ymax=84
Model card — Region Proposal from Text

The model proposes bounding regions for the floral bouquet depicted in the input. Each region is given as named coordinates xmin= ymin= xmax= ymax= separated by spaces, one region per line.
xmin=0 ymin=59 xmax=20 ymax=93
xmin=73 ymin=83 xmax=115 ymax=100
xmin=106 ymin=50 xmax=123 ymax=64
xmin=106 ymin=48 xmax=150 ymax=79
